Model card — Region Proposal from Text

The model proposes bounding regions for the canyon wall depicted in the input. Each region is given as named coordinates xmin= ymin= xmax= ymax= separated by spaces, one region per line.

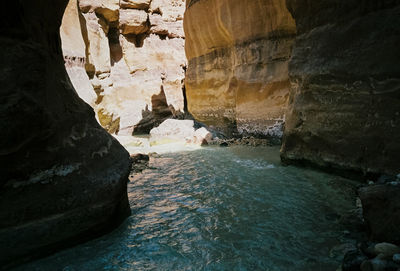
xmin=185 ymin=0 xmax=400 ymax=176
xmin=281 ymin=1 xmax=400 ymax=176
xmin=61 ymin=0 xmax=186 ymax=135
xmin=0 ymin=0 xmax=130 ymax=267
xmin=184 ymin=0 xmax=296 ymax=138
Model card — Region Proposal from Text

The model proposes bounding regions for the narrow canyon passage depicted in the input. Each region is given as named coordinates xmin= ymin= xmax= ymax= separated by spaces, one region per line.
xmin=1 ymin=0 xmax=399 ymax=269
xmin=15 ymin=147 xmax=360 ymax=270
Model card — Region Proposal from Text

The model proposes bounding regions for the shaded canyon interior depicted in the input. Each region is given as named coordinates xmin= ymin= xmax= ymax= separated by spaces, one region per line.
xmin=0 ymin=0 xmax=399 ymax=269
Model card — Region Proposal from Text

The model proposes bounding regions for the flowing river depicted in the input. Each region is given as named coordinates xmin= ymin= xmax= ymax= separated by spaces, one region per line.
xmin=16 ymin=146 xmax=359 ymax=271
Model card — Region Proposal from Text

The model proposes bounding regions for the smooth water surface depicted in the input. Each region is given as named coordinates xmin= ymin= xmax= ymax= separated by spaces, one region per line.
xmin=16 ymin=146 xmax=358 ymax=271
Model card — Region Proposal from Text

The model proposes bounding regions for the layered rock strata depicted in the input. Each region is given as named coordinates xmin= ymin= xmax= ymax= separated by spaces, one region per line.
xmin=61 ymin=0 xmax=186 ymax=136
xmin=184 ymin=0 xmax=296 ymax=138
xmin=281 ymin=1 xmax=400 ymax=176
xmin=0 ymin=0 xmax=130 ymax=268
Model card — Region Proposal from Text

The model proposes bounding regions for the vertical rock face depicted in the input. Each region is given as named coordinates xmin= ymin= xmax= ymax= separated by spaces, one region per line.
xmin=0 ymin=0 xmax=130 ymax=268
xmin=60 ymin=0 xmax=186 ymax=135
xmin=60 ymin=0 xmax=97 ymax=106
xmin=281 ymin=1 xmax=400 ymax=176
xmin=184 ymin=0 xmax=296 ymax=137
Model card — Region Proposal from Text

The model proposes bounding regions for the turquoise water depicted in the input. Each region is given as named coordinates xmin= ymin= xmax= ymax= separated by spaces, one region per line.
xmin=16 ymin=146 xmax=358 ymax=271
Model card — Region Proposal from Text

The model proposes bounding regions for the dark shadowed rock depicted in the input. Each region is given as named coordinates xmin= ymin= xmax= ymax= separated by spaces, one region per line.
xmin=342 ymin=249 xmax=368 ymax=271
xmin=130 ymin=153 xmax=150 ymax=173
xmin=0 ymin=0 xmax=130 ymax=268
xmin=281 ymin=1 xmax=400 ymax=177
xmin=359 ymin=184 xmax=400 ymax=244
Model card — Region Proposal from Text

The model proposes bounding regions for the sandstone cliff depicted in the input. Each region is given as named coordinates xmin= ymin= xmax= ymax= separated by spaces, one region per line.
xmin=0 ymin=0 xmax=130 ymax=267
xmin=185 ymin=0 xmax=400 ymax=176
xmin=281 ymin=1 xmax=400 ymax=176
xmin=184 ymin=0 xmax=296 ymax=138
xmin=61 ymin=0 xmax=186 ymax=136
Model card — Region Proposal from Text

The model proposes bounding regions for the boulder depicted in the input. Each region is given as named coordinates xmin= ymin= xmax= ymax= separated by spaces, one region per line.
xmin=359 ymin=184 xmax=400 ymax=244
xmin=342 ymin=249 xmax=368 ymax=271
xmin=374 ymin=243 xmax=400 ymax=259
xmin=150 ymin=119 xmax=212 ymax=146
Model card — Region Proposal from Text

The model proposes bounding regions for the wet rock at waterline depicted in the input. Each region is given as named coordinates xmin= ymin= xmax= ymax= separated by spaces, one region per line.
xmin=130 ymin=153 xmax=150 ymax=174
xmin=342 ymin=249 xmax=368 ymax=271
xmin=0 ymin=0 xmax=131 ymax=268
xmin=150 ymin=119 xmax=212 ymax=146
xmin=359 ymin=184 xmax=400 ymax=244
xmin=343 ymin=243 xmax=400 ymax=271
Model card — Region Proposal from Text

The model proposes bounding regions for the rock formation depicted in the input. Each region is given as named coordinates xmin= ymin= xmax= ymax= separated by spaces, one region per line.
xmin=61 ymin=0 xmax=186 ymax=136
xmin=150 ymin=119 xmax=212 ymax=146
xmin=184 ymin=0 xmax=296 ymax=138
xmin=281 ymin=1 xmax=400 ymax=176
xmin=185 ymin=0 xmax=400 ymax=176
xmin=0 ymin=0 xmax=130 ymax=268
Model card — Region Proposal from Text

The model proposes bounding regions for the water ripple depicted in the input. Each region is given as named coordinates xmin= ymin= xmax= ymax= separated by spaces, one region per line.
xmin=15 ymin=146 xmax=358 ymax=271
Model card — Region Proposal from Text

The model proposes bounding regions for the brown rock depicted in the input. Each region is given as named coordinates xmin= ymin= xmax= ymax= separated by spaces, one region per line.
xmin=184 ymin=0 xmax=296 ymax=137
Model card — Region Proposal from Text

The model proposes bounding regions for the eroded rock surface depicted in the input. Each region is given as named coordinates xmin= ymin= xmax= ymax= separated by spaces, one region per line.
xmin=184 ymin=0 xmax=296 ymax=138
xmin=61 ymin=0 xmax=186 ymax=136
xmin=0 ymin=0 xmax=130 ymax=268
xmin=281 ymin=1 xmax=400 ymax=176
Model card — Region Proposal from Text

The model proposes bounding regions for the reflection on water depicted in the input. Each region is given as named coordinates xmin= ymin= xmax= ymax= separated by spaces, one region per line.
xmin=15 ymin=146 xmax=358 ymax=271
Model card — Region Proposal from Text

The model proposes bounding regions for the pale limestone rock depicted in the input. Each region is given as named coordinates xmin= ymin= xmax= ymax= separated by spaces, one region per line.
xmin=120 ymin=0 xmax=151 ymax=10
xmin=150 ymin=0 xmax=185 ymax=21
xmin=149 ymin=13 xmax=184 ymax=38
xmin=194 ymin=127 xmax=212 ymax=145
xmin=66 ymin=66 xmax=97 ymax=106
xmin=119 ymin=9 xmax=149 ymax=35
xmin=61 ymin=0 xmax=97 ymax=106
xmin=83 ymin=12 xmax=111 ymax=74
xmin=121 ymin=33 xmax=186 ymax=112
xmin=61 ymin=0 xmax=86 ymax=58
xmin=62 ymin=0 xmax=186 ymax=136
xmin=150 ymin=119 xmax=212 ymax=146
xmin=79 ymin=0 xmax=119 ymax=23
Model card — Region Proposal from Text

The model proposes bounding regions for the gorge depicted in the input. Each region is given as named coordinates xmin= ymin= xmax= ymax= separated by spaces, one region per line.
xmin=1 ymin=0 xmax=399 ymax=270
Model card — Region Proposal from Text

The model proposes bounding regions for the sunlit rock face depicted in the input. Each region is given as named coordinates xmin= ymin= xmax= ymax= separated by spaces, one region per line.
xmin=0 ymin=0 xmax=130 ymax=267
xmin=60 ymin=0 xmax=97 ymax=106
xmin=184 ymin=0 xmax=296 ymax=138
xmin=281 ymin=1 xmax=400 ymax=176
xmin=60 ymin=0 xmax=186 ymax=136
